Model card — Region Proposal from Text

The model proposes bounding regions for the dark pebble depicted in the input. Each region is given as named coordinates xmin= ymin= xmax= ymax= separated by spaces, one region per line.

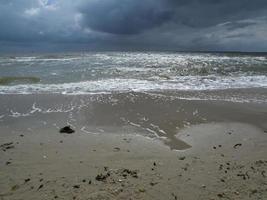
xmin=6 ymin=161 xmax=11 ymax=165
xmin=113 ymin=147 xmax=120 ymax=152
xmin=234 ymin=143 xmax=242 ymax=149
xmin=37 ymin=184 xmax=43 ymax=190
xmin=251 ymin=189 xmax=258 ymax=194
xmin=24 ymin=178 xmax=31 ymax=183
xmin=59 ymin=126 xmax=75 ymax=134
xmin=179 ymin=156 xmax=186 ymax=161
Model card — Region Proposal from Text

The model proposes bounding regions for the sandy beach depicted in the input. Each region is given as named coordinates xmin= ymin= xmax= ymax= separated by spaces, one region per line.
xmin=0 ymin=91 xmax=267 ymax=200
xmin=1 ymin=0 xmax=267 ymax=198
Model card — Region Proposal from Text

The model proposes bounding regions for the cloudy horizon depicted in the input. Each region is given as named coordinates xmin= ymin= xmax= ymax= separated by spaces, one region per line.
xmin=1 ymin=0 xmax=267 ymax=53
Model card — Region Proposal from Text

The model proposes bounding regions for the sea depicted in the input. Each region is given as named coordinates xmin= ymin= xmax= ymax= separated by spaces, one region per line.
xmin=0 ymin=51 xmax=267 ymax=99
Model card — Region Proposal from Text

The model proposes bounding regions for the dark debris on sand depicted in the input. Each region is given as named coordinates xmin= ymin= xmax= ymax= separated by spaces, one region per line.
xmin=59 ymin=126 xmax=75 ymax=134
xmin=233 ymin=143 xmax=242 ymax=149
xmin=1 ymin=142 xmax=15 ymax=151
xmin=95 ymin=168 xmax=139 ymax=182
xmin=95 ymin=173 xmax=111 ymax=182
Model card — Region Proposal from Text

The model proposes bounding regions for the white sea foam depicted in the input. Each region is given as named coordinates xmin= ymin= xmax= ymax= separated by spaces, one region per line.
xmin=9 ymin=56 xmax=81 ymax=62
xmin=0 ymin=76 xmax=267 ymax=95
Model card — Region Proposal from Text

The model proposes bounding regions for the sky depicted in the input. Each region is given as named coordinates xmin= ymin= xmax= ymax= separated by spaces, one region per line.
xmin=0 ymin=0 xmax=267 ymax=52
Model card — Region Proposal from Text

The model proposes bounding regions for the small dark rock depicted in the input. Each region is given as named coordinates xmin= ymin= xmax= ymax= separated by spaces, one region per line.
xmin=37 ymin=184 xmax=43 ymax=190
xmin=213 ymin=146 xmax=217 ymax=150
xmin=234 ymin=143 xmax=242 ymax=149
xmin=20 ymin=134 xmax=24 ymax=137
xmin=153 ymin=162 xmax=156 ymax=166
xmin=150 ymin=182 xmax=158 ymax=186
xmin=113 ymin=147 xmax=120 ymax=152
xmin=59 ymin=126 xmax=75 ymax=134
xmin=6 ymin=161 xmax=11 ymax=165
xmin=24 ymin=178 xmax=31 ymax=183
xmin=73 ymin=185 xmax=80 ymax=189
xmin=182 ymin=167 xmax=188 ymax=171
xmin=179 ymin=156 xmax=186 ymax=161
xmin=88 ymin=180 xmax=92 ymax=184
xmin=250 ymin=189 xmax=258 ymax=195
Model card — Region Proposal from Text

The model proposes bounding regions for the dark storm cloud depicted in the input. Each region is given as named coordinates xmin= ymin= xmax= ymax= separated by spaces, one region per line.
xmin=79 ymin=0 xmax=267 ymax=32
xmin=0 ymin=0 xmax=267 ymax=52
xmin=79 ymin=0 xmax=173 ymax=35
xmin=168 ymin=0 xmax=267 ymax=28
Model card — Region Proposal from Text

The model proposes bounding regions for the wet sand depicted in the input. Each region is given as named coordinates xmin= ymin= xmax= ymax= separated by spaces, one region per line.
xmin=0 ymin=91 xmax=267 ymax=199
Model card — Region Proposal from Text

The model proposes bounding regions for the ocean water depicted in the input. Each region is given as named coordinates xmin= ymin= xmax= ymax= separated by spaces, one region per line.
xmin=0 ymin=52 xmax=267 ymax=95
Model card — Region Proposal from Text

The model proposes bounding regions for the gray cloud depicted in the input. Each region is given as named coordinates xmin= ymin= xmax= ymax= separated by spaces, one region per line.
xmin=0 ymin=0 xmax=267 ymax=52
xmin=79 ymin=0 xmax=173 ymax=35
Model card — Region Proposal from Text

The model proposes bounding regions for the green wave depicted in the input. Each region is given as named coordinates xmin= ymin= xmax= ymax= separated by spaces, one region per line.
xmin=0 ymin=77 xmax=40 ymax=85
